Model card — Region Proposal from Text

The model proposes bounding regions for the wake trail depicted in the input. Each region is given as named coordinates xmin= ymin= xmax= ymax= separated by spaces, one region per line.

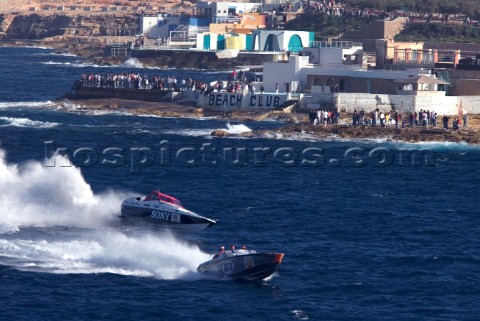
xmin=0 ymin=229 xmax=212 ymax=280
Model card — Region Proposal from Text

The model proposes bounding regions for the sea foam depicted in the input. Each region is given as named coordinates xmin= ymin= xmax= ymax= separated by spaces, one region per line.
xmin=0 ymin=116 xmax=59 ymax=128
xmin=0 ymin=149 xmax=123 ymax=230
xmin=0 ymin=101 xmax=55 ymax=109
xmin=0 ymin=149 xmax=212 ymax=280
xmin=225 ymin=122 xmax=252 ymax=134
xmin=0 ymin=230 xmax=211 ymax=279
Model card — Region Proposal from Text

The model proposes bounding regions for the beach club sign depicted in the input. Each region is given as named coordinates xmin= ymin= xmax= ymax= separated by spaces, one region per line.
xmin=199 ymin=92 xmax=287 ymax=111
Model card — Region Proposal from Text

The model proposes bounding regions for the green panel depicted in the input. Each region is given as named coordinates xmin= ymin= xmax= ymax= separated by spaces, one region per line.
xmin=309 ymin=32 xmax=314 ymax=47
xmin=288 ymin=34 xmax=303 ymax=52
xmin=203 ymin=34 xmax=210 ymax=50
xmin=246 ymin=34 xmax=253 ymax=51
xmin=217 ymin=35 xmax=225 ymax=50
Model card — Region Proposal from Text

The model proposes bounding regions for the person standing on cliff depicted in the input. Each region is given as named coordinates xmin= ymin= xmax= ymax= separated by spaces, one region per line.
xmin=371 ymin=109 xmax=378 ymax=127
xmin=443 ymin=115 xmax=449 ymax=130
xmin=453 ymin=117 xmax=459 ymax=131
xmin=463 ymin=114 xmax=468 ymax=128
xmin=359 ymin=109 xmax=365 ymax=125
xmin=352 ymin=110 xmax=358 ymax=127
xmin=380 ymin=111 xmax=385 ymax=128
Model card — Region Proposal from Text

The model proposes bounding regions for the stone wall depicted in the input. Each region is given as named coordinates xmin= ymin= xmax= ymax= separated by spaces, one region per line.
xmin=383 ymin=18 xmax=407 ymax=40
xmin=342 ymin=18 xmax=407 ymax=41
xmin=300 ymin=92 xmax=480 ymax=115
xmin=457 ymin=96 xmax=480 ymax=114
xmin=306 ymin=74 xmax=399 ymax=95
xmin=447 ymin=69 xmax=480 ymax=96
xmin=73 ymin=87 xmax=171 ymax=101
xmin=449 ymin=78 xmax=480 ymax=96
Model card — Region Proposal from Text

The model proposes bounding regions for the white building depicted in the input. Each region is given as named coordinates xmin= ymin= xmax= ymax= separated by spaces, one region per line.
xmin=196 ymin=1 xmax=262 ymax=22
xmin=139 ymin=15 xmax=210 ymax=44
xmin=261 ymin=41 xmax=480 ymax=114
xmin=304 ymin=41 xmax=363 ymax=65
xmin=252 ymin=30 xmax=313 ymax=52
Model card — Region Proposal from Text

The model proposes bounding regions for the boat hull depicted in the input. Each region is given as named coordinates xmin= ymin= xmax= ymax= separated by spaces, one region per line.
xmin=197 ymin=253 xmax=284 ymax=281
xmin=120 ymin=199 xmax=215 ymax=234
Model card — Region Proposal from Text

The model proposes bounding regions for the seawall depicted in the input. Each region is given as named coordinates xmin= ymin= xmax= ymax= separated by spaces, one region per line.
xmin=69 ymin=87 xmax=172 ymax=102
xmin=300 ymin=92 xmax=480 ymax=115
xmin=63 ymin=87 xmax=292 ymax=112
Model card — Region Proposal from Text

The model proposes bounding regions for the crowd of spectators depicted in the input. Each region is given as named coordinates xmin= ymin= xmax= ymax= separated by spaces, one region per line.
xmin=277 ymin=0 xmax=389 ymax=20
xmin=300 ymin=0 xmax=339 ymax=15
xmin=309 ymin=107 xmax=468 ymax=131
xmin=74 ymin=73 xmax=208 ymax=91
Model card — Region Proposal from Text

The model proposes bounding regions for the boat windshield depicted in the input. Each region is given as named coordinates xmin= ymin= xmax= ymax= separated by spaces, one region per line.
xmin=144 ymin=191 xmax=183 ymax=207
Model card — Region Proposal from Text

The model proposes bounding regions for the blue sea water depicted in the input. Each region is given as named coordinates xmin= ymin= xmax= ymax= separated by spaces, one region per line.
xmin=1 ymin=47 xmax=480 ymax=320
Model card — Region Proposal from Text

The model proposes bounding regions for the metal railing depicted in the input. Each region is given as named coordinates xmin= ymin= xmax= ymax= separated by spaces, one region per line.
xmin=309 ymin=41 xmax=363 ymax=49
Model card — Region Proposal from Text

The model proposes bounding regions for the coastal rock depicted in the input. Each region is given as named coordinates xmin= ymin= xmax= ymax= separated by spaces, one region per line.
xmin=211 ymin=130 xmax=231 ymax=137
xmin=4 ymin=13 xmax=137 ymax=40
xmin=6 ymin=14 xmax=72 ymax=39
xmin=275 ymin=123 xmax=480 ymax=144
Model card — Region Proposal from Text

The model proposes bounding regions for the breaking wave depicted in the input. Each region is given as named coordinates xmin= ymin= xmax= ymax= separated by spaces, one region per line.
xmin=0 ymin=116 xmax=59 ymax=128
xmin=225 ymin=123 xmax=252 ymax=134
xmin=0 ymin=101 xmax=55 ymax=109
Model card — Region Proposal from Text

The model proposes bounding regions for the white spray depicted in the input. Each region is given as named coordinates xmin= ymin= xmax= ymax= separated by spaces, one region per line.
xmin=0 ymin=149 xmax=212 ymax=279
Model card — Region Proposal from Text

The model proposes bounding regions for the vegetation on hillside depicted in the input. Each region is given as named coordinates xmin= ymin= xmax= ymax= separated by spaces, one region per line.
xmin=395 ymin=23 xmax=480 ymax=42
xmin=284 ymin=14 xmax=374 ymax=39
xmin=345 ymin=0 xmax=480 ymax=18
xmin=286 ymin=11 xmax=480 ymax=43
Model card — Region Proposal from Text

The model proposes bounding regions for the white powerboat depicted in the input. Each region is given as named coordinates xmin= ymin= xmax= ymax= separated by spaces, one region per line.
xmin=120 ymin=191 xmax=215 ymax=233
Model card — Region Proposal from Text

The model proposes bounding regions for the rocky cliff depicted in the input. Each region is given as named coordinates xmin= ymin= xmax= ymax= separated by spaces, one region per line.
xmin=6 ymin=14 xmax=72 ymax=39
xmin=3 ymin=13 xmax=138 ymax=39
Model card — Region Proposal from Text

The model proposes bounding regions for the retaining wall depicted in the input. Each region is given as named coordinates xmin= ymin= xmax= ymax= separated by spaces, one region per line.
xmin=300 ymin=92 xmax=480 ymax=115
xmin=73 ymin=87 xmax=171 ymax=101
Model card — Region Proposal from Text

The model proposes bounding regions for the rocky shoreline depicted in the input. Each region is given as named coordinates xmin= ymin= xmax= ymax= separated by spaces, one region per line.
xmin=213 ymin=124 xmax=480 ymax=144
xmin=276 ymin=123 xmax=480 ymax=144
xmin=55 ymin=98 xmax=480 ymax=145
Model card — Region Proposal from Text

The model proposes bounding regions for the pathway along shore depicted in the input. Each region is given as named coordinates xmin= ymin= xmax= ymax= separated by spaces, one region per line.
xmin=56 ymin=98 xmax=480 ymax=145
